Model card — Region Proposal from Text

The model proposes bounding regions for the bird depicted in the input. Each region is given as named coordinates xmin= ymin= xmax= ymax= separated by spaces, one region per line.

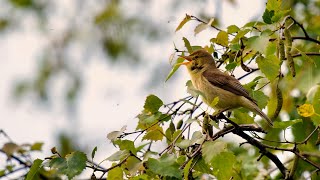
xmin=179 ymin=49 xmax=273 ymax=126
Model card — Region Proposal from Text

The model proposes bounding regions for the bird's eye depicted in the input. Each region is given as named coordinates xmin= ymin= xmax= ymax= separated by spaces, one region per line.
xmin=194 ymin=55 xmax=199 ymax=59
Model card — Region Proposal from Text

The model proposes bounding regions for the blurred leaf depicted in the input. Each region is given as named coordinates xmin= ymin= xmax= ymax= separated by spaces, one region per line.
xmin=126 ymin=156 xmax=143 ymax=176
xmin=1 ymin=142 xmax=20 ymax=157
xmin=26 ymin=159 xmax=43 ymax=180
xmin=273 ymin=119 xmax=302 ymax=129
xmin=9 ymin=0 xmax=33 ymax=8
xmin=311 ymin=87 xmax=320 ymax=125
xmin=107 ymin=164 xmax=123 ymax=180
xmin=0 ymin=18 xmax=9 ymax=31
xmin=297 ymin=104 xmax=315 ymax=117
xmin=144 ymin=95 xmax=163 ymax=114
xmin=175 ymin=14 xmax=191 ymax=32
xmin=30 ymin=142 xmax=43 ymax=151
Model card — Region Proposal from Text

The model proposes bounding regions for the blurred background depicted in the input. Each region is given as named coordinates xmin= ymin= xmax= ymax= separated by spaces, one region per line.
xmin=1 ymin=0 xmax=317 ymax=167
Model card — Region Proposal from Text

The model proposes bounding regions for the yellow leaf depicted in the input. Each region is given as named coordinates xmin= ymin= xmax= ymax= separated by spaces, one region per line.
xmin=194 ymin=18 xmax=214 ymax=36
xmin=297 ymin=104 xmax=315 ymax=117
xmin=175 ymin=14 xmax=191 ymax=32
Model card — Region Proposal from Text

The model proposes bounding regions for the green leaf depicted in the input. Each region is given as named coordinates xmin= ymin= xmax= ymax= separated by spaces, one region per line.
xmin=193 ymin=157 xmax=212 ymax=174
xmin=211 ymin=151 xmax=236 ymax=180
xmin=91 ymin=146 xmax=97 ymax=160
xmin=227 ymin=25 xmax=240 ymax=34
xmin=225 ymin=62 xmax=237 ymax=71
xmin=215 ymin=31 xmax=229 ymax=47
xmin=49 ymin=151 xmax=87 ymax=179
xmin=114 ymin=140 xmax=137 ymax=154
xmin=146 ymin=154 xmax=182 ymax=179
xmin=262 ymin=9 xmax=275 ymax=24
xmin=311 ymin=87 xmax=320 ymax=126
xmin=267 ymin=0 xmax=282 ymax=11
xmin=273 ymin=119 xmax=302 ymax=129
xmin=265 ymin=41 xmax=277 ymax=56
xmin=26 ymin=159 xmax=43 ymax=180
xmin=131 ymin=174 xmax=149 ymax=180
xmin=107 ymin=164 xmax=123 ymax=180
xmin=183 ymin=158 xmax=193 ymax=180
xmin=175 ymin=14 xmax=191 ymax=32
xmin=232 ymin=110 xmax=254 ymax=124
xmin=165 ymin=57 xmax=185 ymax=82
xmin=183 ymin=37 xmax=192 ymax=53
xmin=256 ymin=55 xmax=280 ymax=82
xmin=142 ymin=124 xmax=164 ymax=141
xmin=202 ymin=141 xmax=227 ymax=164
xmin=144 ymin=94 xmax=163 ymax=113
xmin=30 ymin=142 xmax=43 ymax=151
xmin=107 ymin=150 xmax=130 ymax=161
xmin=251 ymin=90 xmax=269 ymax=109
xmin=126 ymin=156 xmax=142 ymax=175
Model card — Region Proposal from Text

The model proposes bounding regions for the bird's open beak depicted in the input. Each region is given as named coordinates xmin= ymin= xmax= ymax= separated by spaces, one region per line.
xmin=178 ymin=55 xmax=192 ymax=66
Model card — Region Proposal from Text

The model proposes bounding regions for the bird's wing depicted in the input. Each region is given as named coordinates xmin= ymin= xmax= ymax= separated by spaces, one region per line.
xmin=203 ymin=69 xmax=256 ymax=103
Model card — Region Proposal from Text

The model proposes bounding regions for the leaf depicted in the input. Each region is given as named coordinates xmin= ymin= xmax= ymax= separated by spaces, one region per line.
xmin=107 ymin=150 xmax=130 ymax=161
xmin=107 ymin=164 xmax=123 ymax=180
xmin=144 ymin=94 xmax=163 ymax=113
xmin=49 ymin=151 xmax=87 ymax=179
xmin=215 ymin=31 xmax=229 ymax=47
xmin=232 ymin=110 xmax=254 ymax=124
xmin=107 ymin=125 xmax=127 ymax=141
xmin=142 ymin=124 xmax=164 ymax=141
xmin=311 ymin=87 xmax=320 ymax=126
xmin=194 ymin=18 xmax=214 ymax=36
xmin=297 ymin=104 xmax=315 ymax=117
xmin=211 ymin=151 xmax=236 ymax=180
xmin=273 ymin=119 xmax=302 ymax=129
xmin=266 ymin=0 xmax=282 ymax=11
xmin=262 ymin=9 xmax=275 ymax=24
xmin=227 ymin=25 xmax=240 ymax=34
xmin=26 ymin=159 xmax=43 ymax=180
xmin=146 ymin=154 xmax=182 ymax=179
xmin=251 ymin=90 xmax=269 ymax=109
xmin=114 ymin=140 xmax=137 ymax=155
xmin=256 ymin=55 xmax=280 ymax=82
xmin=183 ymin=158 xmax=193 ymax=180
xmin=202 ymin=141 xmax=227 ymax=164
xmin=183 ymin=37 xmax=192 ymax=53
xmin=175 ymin=14 xmax=191 ymax=32
xmin=1 ymin=142 xmax=20 ymax=157
xmin=91 ymin=146 xmax=97 ymax=160
xmin=166 ymin=56 xmax=185 ymax=82
xmin=30 ymin=142 xmax=43 ymax=151
xmin=225 ymin=62 xmax=237 ymax=71
xmin=126 ymin=156 xmax=143 ymax=175
xmin=186 ymin=80 xmax=206 ymax=99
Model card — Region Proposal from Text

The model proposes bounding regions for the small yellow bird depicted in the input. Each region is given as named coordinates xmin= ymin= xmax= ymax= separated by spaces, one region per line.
xmin=179 ymin=49 xmax=273 ymax=126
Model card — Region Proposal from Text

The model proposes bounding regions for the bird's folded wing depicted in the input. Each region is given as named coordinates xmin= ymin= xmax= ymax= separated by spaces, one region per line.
xmin=203 ymin=69 xmax=256 ymax=103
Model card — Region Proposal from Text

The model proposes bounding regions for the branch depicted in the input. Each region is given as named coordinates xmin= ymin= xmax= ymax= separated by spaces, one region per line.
xmin=218 ymin=114 xmax=289 ymax=178
xmin=292 ymin=52 xmax=320 ymax=58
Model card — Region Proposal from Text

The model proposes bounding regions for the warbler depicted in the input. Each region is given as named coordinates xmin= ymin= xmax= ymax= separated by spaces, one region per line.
xmin=179 ymin=49 xmax=273 ymax=126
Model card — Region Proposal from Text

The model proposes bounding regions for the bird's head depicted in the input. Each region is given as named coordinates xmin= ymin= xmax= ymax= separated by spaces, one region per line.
xmin=179 ymin=49 xmax=216 ymax=72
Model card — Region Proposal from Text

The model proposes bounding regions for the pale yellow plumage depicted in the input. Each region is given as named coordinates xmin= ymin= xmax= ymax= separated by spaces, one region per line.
xmin=180 ymin=49 xmax=273 ymax=126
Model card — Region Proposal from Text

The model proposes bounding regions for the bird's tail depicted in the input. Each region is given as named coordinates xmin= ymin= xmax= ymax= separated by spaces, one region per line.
xmin=252 ymin=105 xmax=273 ymax=127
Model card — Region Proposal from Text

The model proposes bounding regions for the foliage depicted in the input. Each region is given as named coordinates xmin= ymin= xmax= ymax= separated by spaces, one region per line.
xmin=1 ymin=0 xmax=320 ymax=179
